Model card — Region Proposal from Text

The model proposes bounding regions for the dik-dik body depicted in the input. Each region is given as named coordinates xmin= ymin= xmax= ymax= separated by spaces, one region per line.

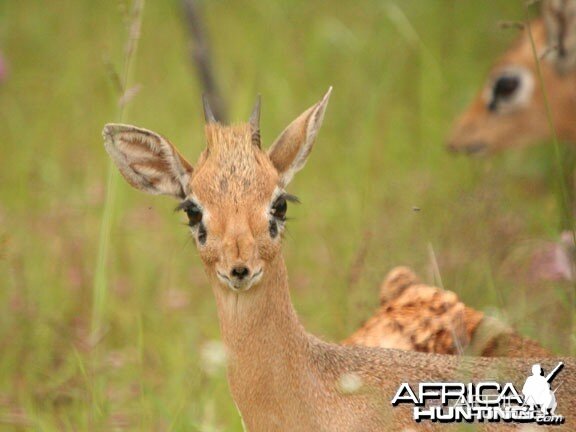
xmin=344 ymin=266 xmax=550 ymax=358
xmin=103 ymin=89 xmax=575 ymax=431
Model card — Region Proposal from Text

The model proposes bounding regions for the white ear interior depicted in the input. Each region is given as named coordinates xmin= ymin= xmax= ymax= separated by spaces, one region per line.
xmin=103 ymin=123 xmax=193 ymax=198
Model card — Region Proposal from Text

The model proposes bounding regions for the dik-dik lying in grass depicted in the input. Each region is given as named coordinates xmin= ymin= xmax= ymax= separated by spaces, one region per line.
xmin=103 ymin=89 xmax=574 ymax=431
xmin=345 ymin=266 xmax=550 ymax=358
xmin=449 ymin=0 xmax=576 ymax=154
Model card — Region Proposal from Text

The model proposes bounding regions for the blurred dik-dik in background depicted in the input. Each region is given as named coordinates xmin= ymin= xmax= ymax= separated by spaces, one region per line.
xmin=448 ymin=0 xmax=576 ymax=291
xmin=449 ymin=0 xmax=576 ymax=154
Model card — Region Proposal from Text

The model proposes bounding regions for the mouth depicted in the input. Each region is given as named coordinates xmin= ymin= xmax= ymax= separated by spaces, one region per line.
xmin=447 ymin=141 xmax=487 ymax=156
xmin=216 ymin=268 xmax=264 ymax=292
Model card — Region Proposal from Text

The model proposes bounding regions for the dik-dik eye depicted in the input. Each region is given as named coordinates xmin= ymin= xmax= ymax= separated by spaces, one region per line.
xmin=177 ymin=200 xmax=207 ymax=245
xmin=269 ymin=193 xmax=299 ymax=238
xmin=486 ymin=68 xmax=533 ymax=112
xmin=488 ymin=75 xmax=520 ymax=112
xmin=494 ymin=75 xmax=519 ymax=99
xmin=184 ymin=202 xmax=203 ymax=226
xmin=271 ymin=196 xmax=287 ymax=221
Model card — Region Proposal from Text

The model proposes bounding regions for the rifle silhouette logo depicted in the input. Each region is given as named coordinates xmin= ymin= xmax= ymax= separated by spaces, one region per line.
xmin=522 ymin=362 xmax=564 ymax=415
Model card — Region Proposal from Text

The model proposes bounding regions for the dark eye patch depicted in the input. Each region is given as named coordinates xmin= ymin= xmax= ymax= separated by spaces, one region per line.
xmin=197 ymin=223 xmax=207 ymax=245
xmin=269 ymin=220 xmax=279 ymax=238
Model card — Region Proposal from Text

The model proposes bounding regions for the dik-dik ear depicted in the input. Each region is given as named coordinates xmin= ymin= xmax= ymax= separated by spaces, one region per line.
xmin=543 ymin=0 xmax=576 ymax=73
xmin=103 ymin=124 xmax=193 ymax=199
xmin=268 ymin=87 xmax=332 ymax=187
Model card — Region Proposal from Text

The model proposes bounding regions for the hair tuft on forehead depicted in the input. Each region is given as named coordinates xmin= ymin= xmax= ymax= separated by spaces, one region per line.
xmin=204 ymin=123 xmax=253 ymax=155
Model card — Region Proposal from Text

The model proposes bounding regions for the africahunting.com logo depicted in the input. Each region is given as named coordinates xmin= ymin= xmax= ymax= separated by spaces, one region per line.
xmin=391 ymin=362 xmax=565 ymax=425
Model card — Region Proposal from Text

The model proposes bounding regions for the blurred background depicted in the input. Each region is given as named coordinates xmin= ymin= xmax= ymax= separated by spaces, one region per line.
xmin=0 ymin=0 xmax=574 ymax=430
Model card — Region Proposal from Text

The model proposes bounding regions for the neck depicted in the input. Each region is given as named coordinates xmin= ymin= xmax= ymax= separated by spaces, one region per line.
xmin=211 ymin=254 xmax=306 ymax=350
xmin=208 ymin=254 xmax=315 ymax=428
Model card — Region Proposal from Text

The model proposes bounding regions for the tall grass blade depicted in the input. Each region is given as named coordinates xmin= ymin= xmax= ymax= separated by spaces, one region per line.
xmin=92 ymin=0 xmax=145 ymax=337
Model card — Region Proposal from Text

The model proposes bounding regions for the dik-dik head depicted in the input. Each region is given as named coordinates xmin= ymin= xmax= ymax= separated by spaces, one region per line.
xmin=103 ymin=89 xmax=331 ymax=292
xmin=448 ymin=0 xmax=576 ymax=154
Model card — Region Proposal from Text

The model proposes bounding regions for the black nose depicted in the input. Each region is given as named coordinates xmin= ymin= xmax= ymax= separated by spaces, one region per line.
xmin=231 ymin=265 xmax=250 ymax=280
xmin=463 ymin=141 xmax=487 ymax=155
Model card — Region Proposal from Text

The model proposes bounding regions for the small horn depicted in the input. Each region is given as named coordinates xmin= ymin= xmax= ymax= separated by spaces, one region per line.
xmin=249 ymin=94 xmax=261 ymax=148
xmin=202 ymin=93 xmax=217 ymax=123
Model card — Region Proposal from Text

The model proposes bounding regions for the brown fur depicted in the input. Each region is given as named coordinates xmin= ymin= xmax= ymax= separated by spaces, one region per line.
xmin=449 ymin=2 xmax=576 ymax=153
xmin=103 ymin=91 xmax=575 ymax=430
xmin=345 ymin=267 xmax=550 ymax=358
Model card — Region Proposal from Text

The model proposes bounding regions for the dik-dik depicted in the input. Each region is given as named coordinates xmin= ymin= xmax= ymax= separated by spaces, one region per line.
xmin=449 ymin=0 xmax=576 ymax=154
xmin=344 ymin=266 xmax=550 ymax=358
xmin=103 ymin=89 xmax=574 ymax=431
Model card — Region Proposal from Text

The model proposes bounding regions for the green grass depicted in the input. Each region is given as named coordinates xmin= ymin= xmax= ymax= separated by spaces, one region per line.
xmin=0 ymin=0 xmax=573 ymax=430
